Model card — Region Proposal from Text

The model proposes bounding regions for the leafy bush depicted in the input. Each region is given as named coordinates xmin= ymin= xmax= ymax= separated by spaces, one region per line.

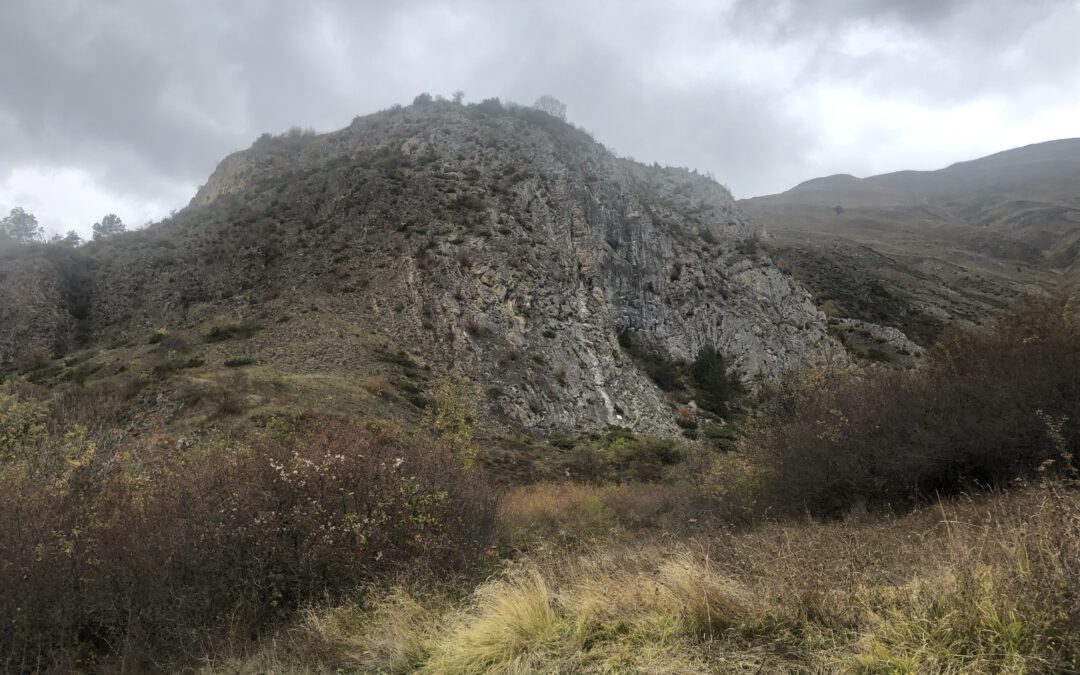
xmin=617 ymin=330 xmax=683 ymax=391
xmin=691 ymin=345 xmax=742 ymax=416
xmin=202 ymin=321 xmax=260 ymax=343
xmin=0 ymin=419 xmax=498 ymax=669
xmin=754 ymin=296 xmax=1080 ymax=516
xmin=0 ymin=389 xmax=46 ymax=464
xmin=735 ymin=235 xmax=760 ymax=255
xmin=563 ymin=429 xmax=684 ymax=483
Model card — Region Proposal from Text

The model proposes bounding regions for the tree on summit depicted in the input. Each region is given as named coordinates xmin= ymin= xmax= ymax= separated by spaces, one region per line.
xmin=49 ymin=230 xmax=83 ymax=247
xmin=92 ymin=213 xmax=126 ymax=240
xmin=533 ymin=94 xmax=567 ymax=120
xmin=0 ymin=207 xmax=42 ymax=243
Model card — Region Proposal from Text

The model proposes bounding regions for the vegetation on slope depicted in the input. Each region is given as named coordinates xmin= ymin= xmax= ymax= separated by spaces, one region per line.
xmin=743 ymin=139 xmax=1080 ymax=342
xmin=753 ymin=295 xmax=1080 ymax=515
xmin=0 ymin=418 xmax=497 ymax=671
xmin=212 ymin=485 xmax=1078 ymax=673
xmin=1 ymin=295 xmax=1078 ymax=672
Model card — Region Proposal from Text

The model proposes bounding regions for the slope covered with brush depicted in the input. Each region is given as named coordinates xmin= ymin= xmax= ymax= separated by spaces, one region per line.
xmin=0 ymin=98 xmax=840 ymax=434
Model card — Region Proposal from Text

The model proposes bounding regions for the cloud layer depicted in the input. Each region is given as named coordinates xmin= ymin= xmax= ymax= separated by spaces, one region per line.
xmin=3 ymin=0 xmax=1079 ymax=236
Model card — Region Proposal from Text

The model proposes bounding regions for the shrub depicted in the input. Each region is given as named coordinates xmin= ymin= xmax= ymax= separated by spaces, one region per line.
xmin=617 ymin=330 xmax=684 ymax=391
xmin=15 ymin=345 xmax=52 ymax=373
xmin=177 ymin=356 xmax=205 ymax=369
xmin=735 ymin=235 xmax=760 ymax=255
xmin=0 ymin=419 xmax=497 ymax=669
xmin=674 ymin=405 xmax=697 ymax=429
xmin=223 ymin=356 xmax=257 ymax=368
xmin=473 ymin=97 xmax=505 ymax=116
xmin=754 ymin=296 xmax=1080 ymax=516
xmin=497 ymin=482 xmax=684 ymax=549
xmin=691 ymin=345 xmax=742 ymax=416
xmin=363 ymin=375 xmax=390 ymax=395
xmin=203 ymin=321 xmax=260 ymax=343
xmin=562 ymin=430 xmax=685 ymax=483
xmin=426 ymin=369 xmax=480 ymax=467
xmin=0 ymin=389 xmax=47 ymax=464
xmin=211 ymin=372 xmax=249 ymax=416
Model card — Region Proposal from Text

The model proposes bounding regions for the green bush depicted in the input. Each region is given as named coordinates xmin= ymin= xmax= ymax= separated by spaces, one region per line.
xmin=202 ymin=321 xmax=260 ymax=343
xmin=618 ymin=330 xmax=684 ymax=392
xmin=563 ymin=429 xmax=685 ymax=483
xmin=0 ymin=390 xmax=46 ymax=464
xmin=691 ymin=345 xmax=743 ymax=416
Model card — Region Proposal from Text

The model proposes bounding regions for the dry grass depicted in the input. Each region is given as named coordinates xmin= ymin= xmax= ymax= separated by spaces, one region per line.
xmin=423 ymin=569 xmax=562 ymax=674
xmin=292 ymin=589 xmax=434 ymax=672
xmin=363 ymin=374 xmax=391 ymax=395
xmin=220 ymin=482 xmax=1080 ymax=673
xmin=496 ymin=482 xmax=686 ymax=549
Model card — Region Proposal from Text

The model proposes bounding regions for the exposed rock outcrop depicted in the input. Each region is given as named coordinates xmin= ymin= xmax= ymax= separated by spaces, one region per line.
xmin=0 ymin=100 xmax=843 ymax=434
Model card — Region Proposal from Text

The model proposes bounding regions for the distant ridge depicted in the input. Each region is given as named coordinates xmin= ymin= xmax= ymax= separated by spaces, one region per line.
xmin=740 ymin=138 xmax=1080 ymax=349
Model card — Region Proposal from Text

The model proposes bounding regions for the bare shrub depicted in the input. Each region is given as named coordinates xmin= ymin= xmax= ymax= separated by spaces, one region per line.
xmin=0 ymin=419 xmax=498 ymax=669
xmin=15 ymin=345 xmax=51 ymax=372
xmin=753 ymin=295 xmax=1080 ymax=515
xmin=363 ymin=375 xmax=390 ymax=395
xmin=497 ymin=482 xmax=685 ymax=550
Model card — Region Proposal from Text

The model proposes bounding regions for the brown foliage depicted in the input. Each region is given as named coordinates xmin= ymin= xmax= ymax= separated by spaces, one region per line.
xmin=754 ymin=296 xmax=1080 ymax=515
xmin=0 ymin=419 xmax=497 ymax=670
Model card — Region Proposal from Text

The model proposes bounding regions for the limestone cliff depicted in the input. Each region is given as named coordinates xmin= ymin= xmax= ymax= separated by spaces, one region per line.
xmin=0 ymin=100 xmax=842 ymax=434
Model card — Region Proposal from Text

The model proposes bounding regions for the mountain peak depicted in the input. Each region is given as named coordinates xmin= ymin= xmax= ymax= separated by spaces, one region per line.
xmin=1 ymin=99 xmax=842 ymax=434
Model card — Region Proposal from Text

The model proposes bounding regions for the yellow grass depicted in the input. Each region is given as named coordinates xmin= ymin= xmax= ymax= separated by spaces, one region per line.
xmin=210 ymin=483 xmax=1080 ymax=673
xmin=496 ymin=481 xmax=684 ymax=548
xmin=422 ymin=568 xmax=562 ymax=674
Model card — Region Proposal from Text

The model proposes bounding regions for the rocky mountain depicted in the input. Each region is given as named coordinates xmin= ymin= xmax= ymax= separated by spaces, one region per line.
xmin=0 ymin=99 xmax=841 ymax=435
xmin=741 ymin=139 xmax=1080 ymax=347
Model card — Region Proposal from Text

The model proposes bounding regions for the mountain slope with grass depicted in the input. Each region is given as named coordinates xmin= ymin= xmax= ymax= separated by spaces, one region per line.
xmin=4 ymin=102 xmax=1080 ymax=674
xmin=0 ymin=98 xmax=841 ymax=437
xmin=740 ymin=139 xmax=1080 ymax=353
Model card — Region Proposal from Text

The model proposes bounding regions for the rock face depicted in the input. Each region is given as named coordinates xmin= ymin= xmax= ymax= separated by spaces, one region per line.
xmin=0 ymin=245 xmax=92 ymax=370
xmin=0 ymin=100 xmax=842 ymax=433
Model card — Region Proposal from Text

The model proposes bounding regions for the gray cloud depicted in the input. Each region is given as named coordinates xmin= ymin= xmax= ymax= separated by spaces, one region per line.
xmin=2 ymin=0 xmax=1078 ymax=235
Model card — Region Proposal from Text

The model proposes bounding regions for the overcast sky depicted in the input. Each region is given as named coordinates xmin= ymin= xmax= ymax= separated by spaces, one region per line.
xmin=2 ymin=0 xmax=1079 ymax=238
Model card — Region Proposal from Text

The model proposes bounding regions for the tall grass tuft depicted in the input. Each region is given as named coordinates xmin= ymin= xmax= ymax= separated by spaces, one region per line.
xmin=424 ymin=569 xmax=562 ymax=674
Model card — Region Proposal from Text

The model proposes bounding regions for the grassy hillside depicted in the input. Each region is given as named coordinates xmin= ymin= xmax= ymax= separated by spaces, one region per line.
xmin=210 ymin=485 xmax=1080 ymax=674
xmin=2 ymin=295 xmax=1078 ymax=672
xmin=741 ymin=139 xmax=1080 ymax=347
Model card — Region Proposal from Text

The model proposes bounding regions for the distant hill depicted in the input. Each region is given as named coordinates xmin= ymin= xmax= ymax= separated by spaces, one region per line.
xmin=740 ymin=139 xmax=1080 ymax=346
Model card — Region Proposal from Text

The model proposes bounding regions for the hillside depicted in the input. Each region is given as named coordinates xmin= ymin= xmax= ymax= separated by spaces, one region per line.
xmin=0 ymin=99 xmax=840 ymax=438
xmin=4 ymin=105 xmax=1080 ymax=674
xmin=740 ymin=139 xmax=1080 ymax=346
